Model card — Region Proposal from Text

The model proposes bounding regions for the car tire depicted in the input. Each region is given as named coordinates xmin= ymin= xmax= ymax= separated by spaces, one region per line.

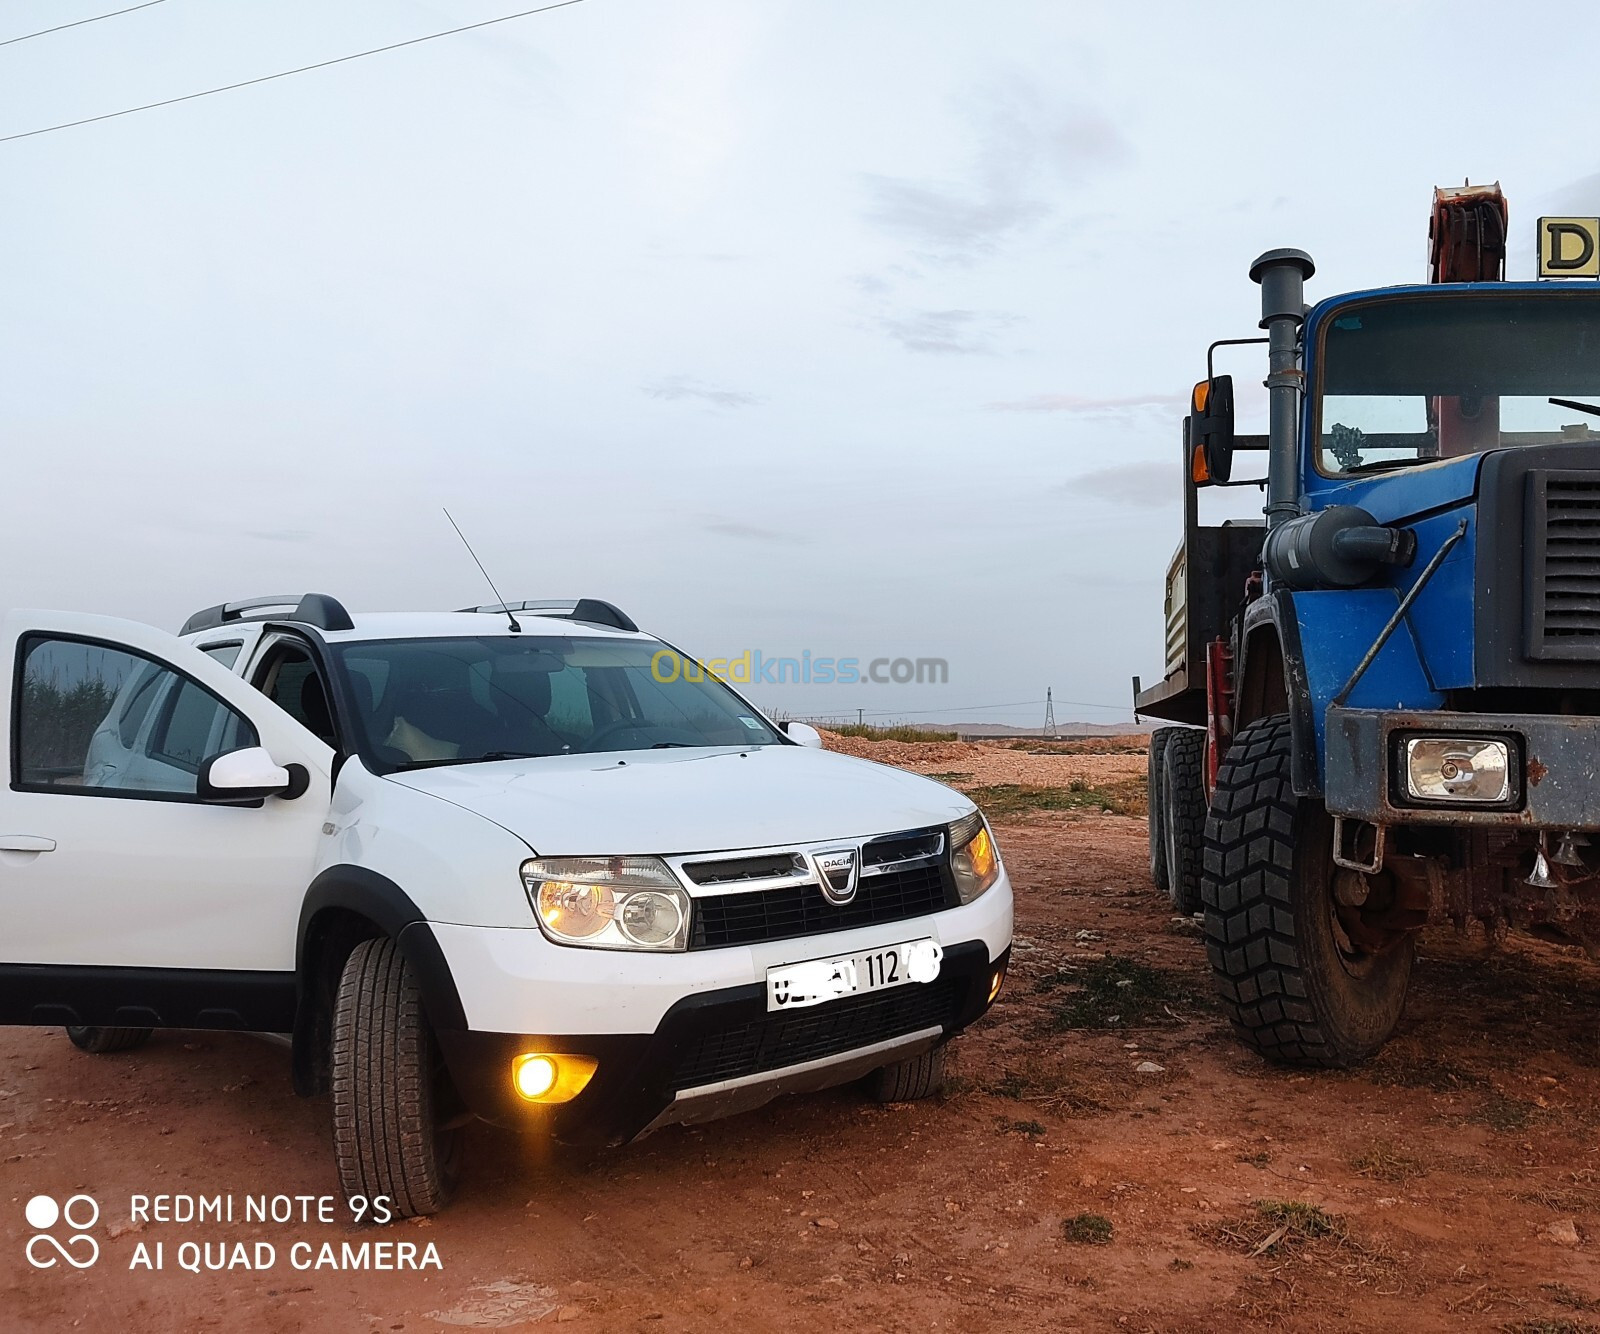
xmin=331 ymin=937 xmax=462 ymax=1218
xmin=865 ymin=1044 xmax=946 ymax=1103
xmin=1161 ymin=728 xmax=1207 ymax=916
xmin=1147 ymin=727 xmax=1180 ymax=893
xmin=1201 ymin=714 xmax=1414 ymax=1068
xmin=65 ymin=1025 xmax=152 ymax=1054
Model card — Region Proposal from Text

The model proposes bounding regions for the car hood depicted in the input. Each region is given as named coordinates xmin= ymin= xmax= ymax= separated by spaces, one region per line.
xmin=385 ymin=744 xmax=975 ymax=856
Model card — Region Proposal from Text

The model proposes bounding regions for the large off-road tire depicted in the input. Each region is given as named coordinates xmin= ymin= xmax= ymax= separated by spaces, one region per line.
xmin=865 ymin=1045 xmax=946 ymax=1103
xmin=331 ymin=937 xmax=462 ymax=1217
xmin=1201 ymin=715 xmax=1413 ymax=1067
xmin=65 ymin=1025 xmax=152 ymax=1054
xmin=1147 ymin=727 xmax=1180 ymax=892
xmin=1161 ymin=728 xmax=1207 ymax=916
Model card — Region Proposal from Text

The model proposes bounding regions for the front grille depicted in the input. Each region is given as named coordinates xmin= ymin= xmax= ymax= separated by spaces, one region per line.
xmin=668 ymin=977 xmax=960 ymax=1090
xmin=689 ymin=863 xmax=956 ymax=949
xmin=1530 ymin=473 xmax=1600 ymax=660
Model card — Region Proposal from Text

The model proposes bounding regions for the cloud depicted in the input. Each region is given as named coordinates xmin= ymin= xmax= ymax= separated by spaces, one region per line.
xmin=1062 ymin=463 xmax=1180 ymax=507
xmin=645 ymin=376 xmax=764 ymax=408
xmin=986 ymin=392 xmax=1188 ymax=414
xmin=877 ymin=308 xmax=1021 ymax=355
xmin=860 ymin=78 xmax=1132 ymax=263
xmin=702 ymin=519 xmax=806 ymax=544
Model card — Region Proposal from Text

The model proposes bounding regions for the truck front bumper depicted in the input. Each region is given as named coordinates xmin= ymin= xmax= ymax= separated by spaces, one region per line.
xmin=1325 ymin=706 xmax=1600 ymax=828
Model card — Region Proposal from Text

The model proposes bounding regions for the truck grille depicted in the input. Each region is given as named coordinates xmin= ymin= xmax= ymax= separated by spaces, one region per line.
xmin=1529 ymin=473 xmax=1600 ymax=660
xmin=689 ymin=864 xmax=957 ymax=949
xmin=667 ymin=977 xmax=959 ymax=1090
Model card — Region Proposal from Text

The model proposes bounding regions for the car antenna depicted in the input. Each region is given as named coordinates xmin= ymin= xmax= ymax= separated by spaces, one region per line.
xmin=443 ymin=508 xmax=521 ymax=633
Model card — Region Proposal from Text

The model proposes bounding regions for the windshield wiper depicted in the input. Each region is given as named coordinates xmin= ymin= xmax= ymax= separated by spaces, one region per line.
xmin=1341 ymin=457 xmax=1424 ymax=475
xmin=650 ymin=742 xmax=696 ymax=748
xmin=473 ymin=750 xmax=545 ymax=762
xmin=1551 ymin=397 xmax=1600 ymax=419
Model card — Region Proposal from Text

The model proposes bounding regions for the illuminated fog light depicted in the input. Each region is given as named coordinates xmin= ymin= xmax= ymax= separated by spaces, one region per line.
xmin=987 ymin=967 xmax=1006 ymax=1004
xmin=1404 ymin=737 xmax=1511 ymax=804
xmin=512 ymin=1054 xmax=559 ymax=1101
xmin=511 ymin=1052 xmax=599 ymax=1105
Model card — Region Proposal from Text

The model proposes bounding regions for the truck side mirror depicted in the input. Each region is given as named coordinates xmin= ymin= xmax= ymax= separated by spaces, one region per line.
xmin=1190 ymin=375 xmax=1235 ymax=483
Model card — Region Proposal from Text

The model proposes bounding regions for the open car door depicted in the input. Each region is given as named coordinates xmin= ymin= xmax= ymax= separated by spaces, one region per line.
xmin=0 ymin=610 xmax=333 ymax=1031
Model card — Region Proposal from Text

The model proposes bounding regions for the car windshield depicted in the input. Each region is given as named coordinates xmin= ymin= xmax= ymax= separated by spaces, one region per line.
xmin=1315 ymin=293 xmax=1600 ymax=474
xmin=331 ymin=635 xmax=784 ymax=769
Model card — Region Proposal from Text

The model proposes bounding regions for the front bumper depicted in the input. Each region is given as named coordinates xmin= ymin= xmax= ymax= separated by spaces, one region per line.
xmin=435 ymin=938 xmax=1007 ymax=1144
xmin=1325 ymin=706 xmax=1600 ymax=828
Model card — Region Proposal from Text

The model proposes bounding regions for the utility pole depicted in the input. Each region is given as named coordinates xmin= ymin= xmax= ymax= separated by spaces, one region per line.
xmin=1043 ymin=688 xmax=1058 ymax=739
xmin=857 ymin=708 xmax=864 ymax=727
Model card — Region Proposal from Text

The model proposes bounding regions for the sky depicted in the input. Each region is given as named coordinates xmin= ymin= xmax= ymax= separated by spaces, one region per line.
xmin=3 ymin=0 xmax=1599 ymax=728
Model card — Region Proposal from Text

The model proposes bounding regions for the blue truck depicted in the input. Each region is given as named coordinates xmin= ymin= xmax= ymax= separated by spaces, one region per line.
xmin=1137 ymin=185 xmax=1600 ymax=1067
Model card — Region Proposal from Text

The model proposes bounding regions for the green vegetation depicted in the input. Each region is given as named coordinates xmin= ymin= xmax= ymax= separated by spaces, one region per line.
xmin=826 ymin=722 xmax=959 ymax=742
xmin=967 ymin=777 xmax=1145 ymax=819
xmin=1040 ymin=954 xmax=1192 ymax=1030
xmin=1061 ymin=1213 xmax=1113 ymax=1245
xmin=1253 ymin=1200 xmax=1345 ymax=1241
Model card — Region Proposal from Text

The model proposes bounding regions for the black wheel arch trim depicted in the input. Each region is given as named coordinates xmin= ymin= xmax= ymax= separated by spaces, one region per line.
xmin=292 ymin=866 xmax=469 ymax=1097
xmin=1238 ymin=590 xmax=1320 ymax=796
xmin=296 ymin=866 xmax=467 ymax=1030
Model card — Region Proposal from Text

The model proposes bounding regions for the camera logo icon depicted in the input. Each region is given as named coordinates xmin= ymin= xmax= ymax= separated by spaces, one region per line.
xmin=24 ymin=1194 xmax=100 ymax=1269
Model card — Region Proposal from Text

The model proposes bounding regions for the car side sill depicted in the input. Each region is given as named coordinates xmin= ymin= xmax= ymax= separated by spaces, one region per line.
xmin=0 ymin=963 xmax=298 ymax=1031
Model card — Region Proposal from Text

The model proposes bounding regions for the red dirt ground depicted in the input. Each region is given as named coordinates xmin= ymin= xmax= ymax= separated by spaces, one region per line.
xmin=5 ymin=743 xmax=1600 ymax=1332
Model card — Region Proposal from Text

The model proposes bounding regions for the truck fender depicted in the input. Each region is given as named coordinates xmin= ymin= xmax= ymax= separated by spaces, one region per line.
xmin=1237 ymin=590 xmax=1321 ymax=796
xmin=291 ymin=866 xmax=468 ymax=1096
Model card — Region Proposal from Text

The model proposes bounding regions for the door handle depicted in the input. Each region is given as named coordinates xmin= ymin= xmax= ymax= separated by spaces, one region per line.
xmin=0 ymin=836 xmax=56 ymax=853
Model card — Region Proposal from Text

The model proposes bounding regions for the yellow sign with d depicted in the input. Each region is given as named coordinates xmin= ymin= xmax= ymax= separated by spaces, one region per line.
xmin=1539 ymin=216 xmax=1600 ymax=278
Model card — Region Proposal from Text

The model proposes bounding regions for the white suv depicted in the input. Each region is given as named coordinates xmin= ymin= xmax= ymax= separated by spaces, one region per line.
xmin=0 ymin=595 xmax=1013 ymax=1214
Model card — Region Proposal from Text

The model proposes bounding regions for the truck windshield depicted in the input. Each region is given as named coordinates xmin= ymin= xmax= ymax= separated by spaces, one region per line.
xmin=1315 ymin=293 xmax=1600 ymax=474
xmin=331 ymin=636 xmax=783 ymax=770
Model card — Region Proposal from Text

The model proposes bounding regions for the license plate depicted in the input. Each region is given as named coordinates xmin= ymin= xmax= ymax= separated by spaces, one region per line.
xmin=765 ymin=938 xmax=943 ymax=1012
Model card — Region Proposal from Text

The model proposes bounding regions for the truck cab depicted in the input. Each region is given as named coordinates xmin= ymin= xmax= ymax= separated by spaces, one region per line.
xmin=1138 ymin=189 xmax=1600 ymax=1067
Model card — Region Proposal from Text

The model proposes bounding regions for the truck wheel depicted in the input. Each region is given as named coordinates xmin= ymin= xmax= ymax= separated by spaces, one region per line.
xmin=65 ymin=1025 xmax=151 ymax=1054
xmin=1161 ymin=729 xmax=1207 ymax=916
xmin=331 ymin=937 xmax=462 ymax=1217
xmin=865 ymin=1045 xmax=946 ymax=1102
xmin=1201 ymin=715 xmax=1413 ymax=1067
xmin=1147 ymin=727 xmax=1180 ymax=892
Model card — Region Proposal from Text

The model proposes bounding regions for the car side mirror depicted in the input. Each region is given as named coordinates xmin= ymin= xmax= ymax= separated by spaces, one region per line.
xmin=198 ymin=746 xmax=308 ymax=804
xmin=1190 ymin=374 xmax=1235 ymax=484
xmin=783 ymin=722 xmax=825 ymax=750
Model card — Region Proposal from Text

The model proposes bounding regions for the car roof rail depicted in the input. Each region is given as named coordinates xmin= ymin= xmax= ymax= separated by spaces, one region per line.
xmin=181 ymin=593 xmax=355 ymax=636
xmin=456 ymin=598 xmax=639 ymax=633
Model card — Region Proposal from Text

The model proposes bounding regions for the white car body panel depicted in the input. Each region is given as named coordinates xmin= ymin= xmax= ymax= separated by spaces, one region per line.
xmin=0 ymin=610 xmax=331 ymax=970
xmin=386 ymin=744 xmax=974 ymax=858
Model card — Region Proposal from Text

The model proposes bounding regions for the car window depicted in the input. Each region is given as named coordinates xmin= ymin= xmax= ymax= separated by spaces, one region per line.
xmin=332 ymin=635 xmax=782 ymax=769
xmin=14 ymin=634 xmax=257 ymax=799
xmin=198 ymin=642 xmax=243 ymax=669
xmin=115 ymin=664 xmax=164 ymax=747
xmin=253 ymin=642 xmax=337 ymax=747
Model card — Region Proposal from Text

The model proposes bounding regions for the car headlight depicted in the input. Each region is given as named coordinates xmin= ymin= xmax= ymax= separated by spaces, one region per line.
xmin=948 ymin=810 xmax=1001 ymax=904
xmin=521 ymin=856 xmax=691 ymax=951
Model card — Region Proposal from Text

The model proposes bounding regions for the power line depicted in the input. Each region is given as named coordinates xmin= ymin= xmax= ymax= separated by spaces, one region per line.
xmin=0 ymin=1 xmax=166 ymax=50
xmin=0 ymin=0 xmax=589 ymax=145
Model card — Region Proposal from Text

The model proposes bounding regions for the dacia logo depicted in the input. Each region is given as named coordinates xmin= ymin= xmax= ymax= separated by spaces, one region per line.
xmin=812 ymin=848 xmax=860 ymax=905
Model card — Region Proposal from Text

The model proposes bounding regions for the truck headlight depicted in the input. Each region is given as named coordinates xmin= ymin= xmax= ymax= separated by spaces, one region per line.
xmin=522 ymin=856 xmax=690 ymax=951
xmin=1402 ymin=737 xmax=1513 ymax=805
xmin=949 ymin=810 xmax=1002 ymax=904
